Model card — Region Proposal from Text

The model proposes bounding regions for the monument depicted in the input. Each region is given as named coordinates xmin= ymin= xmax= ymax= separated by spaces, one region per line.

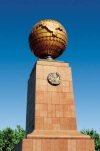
xmin=13 ymin=20 xmax=95 ymax=151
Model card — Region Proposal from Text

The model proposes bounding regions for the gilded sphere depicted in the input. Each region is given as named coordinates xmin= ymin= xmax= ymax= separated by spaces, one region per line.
xmin=29 ymin=19 xmax=68 ymax=59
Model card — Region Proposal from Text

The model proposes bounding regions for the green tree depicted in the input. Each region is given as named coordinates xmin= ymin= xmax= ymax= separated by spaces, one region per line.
xmin=81 ymin=129 xmax=100 ymax=151
xmin=0 ymin=125 xmax=26 ymax=151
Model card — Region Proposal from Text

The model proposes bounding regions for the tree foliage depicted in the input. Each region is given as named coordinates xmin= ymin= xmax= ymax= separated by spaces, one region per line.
xmin=81 ymin=129 xmax=100 ymax=151
xmin=0 ymin=125 xmax=26 ymax=151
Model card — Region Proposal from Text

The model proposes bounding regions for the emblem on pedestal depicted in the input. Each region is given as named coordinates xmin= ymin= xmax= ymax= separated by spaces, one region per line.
xmin=47 ymin=72 xmax=61 ymax=86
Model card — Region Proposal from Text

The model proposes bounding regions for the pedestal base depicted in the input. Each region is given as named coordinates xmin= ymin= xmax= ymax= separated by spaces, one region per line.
xmin=12 ymin=131 xmax=94 ymax=151
xmin=15 ymin=60 xmax=95 ymax=151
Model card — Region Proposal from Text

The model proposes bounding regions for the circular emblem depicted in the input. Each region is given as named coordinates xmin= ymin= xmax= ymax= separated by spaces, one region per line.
xmin=47 ymin=72 xmax=61 ymax=86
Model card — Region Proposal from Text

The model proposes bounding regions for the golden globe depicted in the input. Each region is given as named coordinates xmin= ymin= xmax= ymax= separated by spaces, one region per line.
xmin=29 ymin=19 xmax=68 ymax=59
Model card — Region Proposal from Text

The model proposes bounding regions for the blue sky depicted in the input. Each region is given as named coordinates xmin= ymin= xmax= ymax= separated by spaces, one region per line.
xmin=0 ymin=0 xmax=100 ymax=132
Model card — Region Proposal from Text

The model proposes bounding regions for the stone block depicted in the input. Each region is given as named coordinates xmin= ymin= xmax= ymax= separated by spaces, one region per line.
xmin=12 ymin=137 xmax=95 ymax=151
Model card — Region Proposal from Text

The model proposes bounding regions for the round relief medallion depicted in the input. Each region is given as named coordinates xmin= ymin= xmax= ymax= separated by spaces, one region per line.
xmin=47 ymin=72 xmax=61 ymax=86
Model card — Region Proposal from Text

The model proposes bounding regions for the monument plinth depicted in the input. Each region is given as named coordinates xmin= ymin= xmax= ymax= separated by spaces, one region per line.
xmin=13 ymin=20 xmax=95 ymax=151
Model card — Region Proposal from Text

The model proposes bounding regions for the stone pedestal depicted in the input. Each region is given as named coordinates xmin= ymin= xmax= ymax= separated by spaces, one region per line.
xmin=12 ymin=60 xmax=95 ymax=151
